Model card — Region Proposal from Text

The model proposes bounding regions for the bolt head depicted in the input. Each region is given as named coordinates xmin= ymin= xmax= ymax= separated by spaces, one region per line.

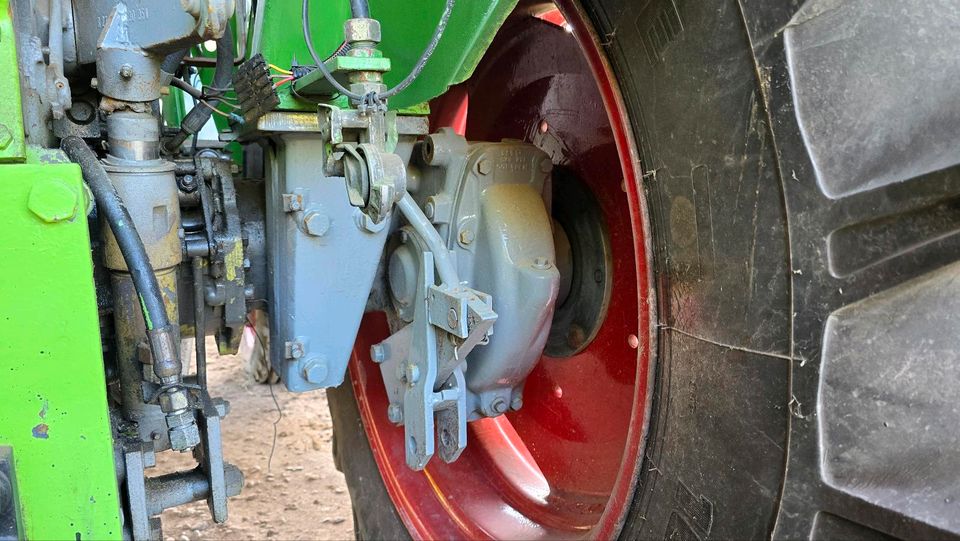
xmin=0 ymin=124 xmax=12 ymax=150
xmin=370 ymin=344 xmax=386 ymax=363
xmin=288 ymin=341 xmax=305 ymax=359
xmin=119 ymin=63 xmax=135 ymax=79
xmin=27 ymin=179 xmax=79 ymax=223
xmin=491 ymin=398 xmax=509 ymax=415
xmin=404 ymin=364 xmax=420 ymax=386
xmin=446 ymin=308 xmax=458 ymax=329
xmin=303 ymin=211 xmax=331 ymax=236
xmin=458 ymin=228 xmax=475 ymax=245
xmin=387 ymin=404 xmax=403 ymax=424
xmin=477 ymin=159 xmax=492 ymax=175
xmin=424 ymin=200 xmax=435 ymax=220
xmin=511 ymin=395 xmax=523 ymax=411
xmin=301 ymin=358 xmax=328 ymax=384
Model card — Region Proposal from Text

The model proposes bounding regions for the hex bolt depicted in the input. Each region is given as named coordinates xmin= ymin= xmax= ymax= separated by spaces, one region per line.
xmin=67 ymin=101 xmax=96 ymax=124
xmin=446 ymin=308 xmax=458 ymax=329
xmin=301 ymin=358 xmax=328 ymax=384
xmin=286 ymin=341 xmax=305 ymax=359
xmin=458 ymin=228 xmax=475 ymax=246
xmin=424 ymin=200 xmax=435 ymax=220
xmin=491 ymin=398 xmax=509 ymax=415
xmin=119 ymin=63 xmax=135 ymax=79
xmin=303 ymin=211 xmax=330 ymax=237
xmin=511 ymin=395 xmax=524 ymax=411
xmin=370 ymin=343 xmax=386 ymax=364
xmin=532 ymin=256 xmax=552 ymax=270
xmin=477 ymin=159 xmax=492 ymax=176
xmin=404 ymin=364 xmax=420 ymax=386
xmin=0 ymin=123 xmax=13 ymax=150
xmin=387 ymin=404 xmax=403 ymax=424
xmin=27 ymin=179 xmax=79 ymax=223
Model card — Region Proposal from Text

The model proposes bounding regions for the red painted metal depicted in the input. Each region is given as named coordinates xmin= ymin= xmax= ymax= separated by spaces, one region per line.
xmin=349 ymin=2 xmax=654 ymax=539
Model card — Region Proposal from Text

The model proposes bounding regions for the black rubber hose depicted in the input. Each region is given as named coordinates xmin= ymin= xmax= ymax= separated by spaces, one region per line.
xmin=61 ymin=136 xmax=171 ymax=332
xmin=170 ymin=76 xmax=203 ymax=100
xmin=350 ymin=0 xmax=370 ymax=18
xmin=164 ymin=30 xmax=234 ymax=153
xmin=161 ymin=48 xmax=190 ymax=77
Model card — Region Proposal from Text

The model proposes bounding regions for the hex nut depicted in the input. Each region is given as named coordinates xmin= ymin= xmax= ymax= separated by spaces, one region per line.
xmin=158 ymin=389 xmax=190 ymax=412
xmin=491 ymin=398 xmax=509 ymax=415
xmin=27 ymin=179 xmax=78 ymax=223
xmin=458 ymin=228 xmax=475 ymax=246
xmin=165 ymin=410 xmax=195 ymax=428
xmin=404 ymin=364 xmax=420 ymax=386
xmin=370 ymin=344 xmax=386 ymax=363
xmin=119 ymin=63 xmax=135 ymax=79
xmin=387 ymin=404 xmax=403 ymax=424
xmin=168 ymin=421 xmax=200 ymax=451
xmin=477 ymin=159 xmax=492 ymax=175
xmin=344 ymin=18 xmax=382 ymax=43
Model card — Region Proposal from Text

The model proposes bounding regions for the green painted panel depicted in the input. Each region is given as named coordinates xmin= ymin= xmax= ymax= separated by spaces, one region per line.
xmin=255 ymin=0 xmax=517 ymax=110
xmin=0 ymin=0 xmax=26 ymax=162
xmin=0 ymin=165 xmax=123 ymax=539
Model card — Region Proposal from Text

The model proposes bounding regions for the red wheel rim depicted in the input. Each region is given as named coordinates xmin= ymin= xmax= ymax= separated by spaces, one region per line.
xmin=349 ymin=2 xmax=654 ymax=538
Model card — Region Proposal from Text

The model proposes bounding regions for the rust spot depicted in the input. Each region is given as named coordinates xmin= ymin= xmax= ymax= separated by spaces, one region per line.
xmin=32 ymin=423 xmax=49 ymax=439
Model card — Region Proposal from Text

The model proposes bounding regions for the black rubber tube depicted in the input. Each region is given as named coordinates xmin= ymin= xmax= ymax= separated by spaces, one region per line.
xmin=61 ymin=136 xmax=171 ymax=332
xmin=170 ymin=76 xmax=203 ymax=100
xmin=164 ymin=30 xmax=234 ymax=153
xmin=161 ymin=48 xmax=190 ymax=77
xmin=350 ymin=0 xmax=370 ymax=18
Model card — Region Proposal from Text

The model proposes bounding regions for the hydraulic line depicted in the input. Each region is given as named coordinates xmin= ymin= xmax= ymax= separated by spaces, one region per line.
xmin=349 ymin=0 xmax=370 ymax=18
xmin=164 ymin=30 xmax=235 ymax=153
xmin=61 ymin=137 xmax=181 ymax=381
xmin=302 ymin=0 xmax=455 ymax=104
xmin=397 ymin=193 xmax=459 ymax=287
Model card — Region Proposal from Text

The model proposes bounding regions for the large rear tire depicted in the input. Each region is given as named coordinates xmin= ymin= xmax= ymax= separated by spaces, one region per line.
xmin=330 ymin=1 xmax=960 ymax=539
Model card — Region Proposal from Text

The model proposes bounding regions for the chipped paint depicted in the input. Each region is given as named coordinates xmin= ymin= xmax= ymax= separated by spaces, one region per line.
xmin=31 ymin=424 xmax=49 ymax=439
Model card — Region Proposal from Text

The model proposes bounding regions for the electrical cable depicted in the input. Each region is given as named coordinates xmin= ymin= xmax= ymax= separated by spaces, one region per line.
xmin=301 ymin=0 xmax=455 ymax=107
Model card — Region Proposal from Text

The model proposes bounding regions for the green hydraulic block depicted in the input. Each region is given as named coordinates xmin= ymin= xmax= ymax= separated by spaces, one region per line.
xmin=0 ymin=164 xmax=123 ymax=539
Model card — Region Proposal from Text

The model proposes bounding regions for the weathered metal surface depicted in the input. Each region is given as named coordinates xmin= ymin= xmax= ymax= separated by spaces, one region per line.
xmin=0 ymin=0 xmax=26 ymax=162
xmin=0 ymin=164 xmax=122 ymax=539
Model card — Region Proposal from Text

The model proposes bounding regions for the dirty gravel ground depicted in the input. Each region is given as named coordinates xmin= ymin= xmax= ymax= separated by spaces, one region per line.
xmin=155 ymin=339 xmax=355 ymax=540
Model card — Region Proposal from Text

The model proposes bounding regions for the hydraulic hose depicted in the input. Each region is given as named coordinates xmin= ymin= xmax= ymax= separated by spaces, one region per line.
xmin=62 ymin=137 xmax=182 ymax=385
xmin=62 ymin=137 xmax=170 ymax=331
xmin=163 ymin=30 xmax=234 ymax=153
xmin=161 ymin=48 xmax=190 ymax=81
xmin=350 ymin=0 xmax=370 ymax=18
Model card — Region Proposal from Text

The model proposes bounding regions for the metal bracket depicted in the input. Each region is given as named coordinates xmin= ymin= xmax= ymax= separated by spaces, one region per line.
xmin=376 ymin=247 xmax=497 ymax=470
